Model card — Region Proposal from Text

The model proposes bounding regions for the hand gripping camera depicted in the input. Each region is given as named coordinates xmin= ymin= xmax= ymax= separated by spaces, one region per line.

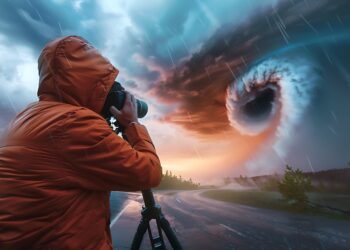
xmin=101 ymin=81 xmax=148 ymax=121
xmin=101 ymin=81 xmax=148 ymax=133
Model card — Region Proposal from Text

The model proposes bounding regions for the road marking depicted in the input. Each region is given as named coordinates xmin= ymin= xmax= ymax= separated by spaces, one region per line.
xmin=110 ymin=202 xmax=130 ymax=228
xmin=219 ymin=223 xmax=245 ymax=237
xmin=176 ymin=198 xmax=182 ymax=204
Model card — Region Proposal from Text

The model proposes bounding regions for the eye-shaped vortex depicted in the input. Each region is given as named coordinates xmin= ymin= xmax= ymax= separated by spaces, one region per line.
xmin=226 ymin=58 xmax=317 ymax=139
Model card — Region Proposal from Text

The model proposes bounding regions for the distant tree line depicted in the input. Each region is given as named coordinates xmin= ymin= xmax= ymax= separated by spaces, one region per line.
xmin=156 ymin=170 xmax=200 ymax=190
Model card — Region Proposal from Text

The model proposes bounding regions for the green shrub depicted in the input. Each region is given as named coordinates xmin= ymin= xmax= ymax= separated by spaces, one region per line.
xmin=278 ymin=165 xmax=312 ymax=207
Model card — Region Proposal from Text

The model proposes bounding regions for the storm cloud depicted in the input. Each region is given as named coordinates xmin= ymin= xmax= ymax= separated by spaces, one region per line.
xmin=150 ymin=0 xmax=350 ymax=173
xmin=152 ymin=0 xmax=349 ymax=136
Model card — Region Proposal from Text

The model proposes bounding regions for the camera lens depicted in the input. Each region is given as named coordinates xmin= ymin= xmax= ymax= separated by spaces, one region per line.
xmin=137 ymin=100 xmax=148 ymax=118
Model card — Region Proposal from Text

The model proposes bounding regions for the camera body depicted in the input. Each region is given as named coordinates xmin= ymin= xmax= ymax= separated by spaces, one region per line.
xmin=101 ymin=81 xmax=148 ymax=121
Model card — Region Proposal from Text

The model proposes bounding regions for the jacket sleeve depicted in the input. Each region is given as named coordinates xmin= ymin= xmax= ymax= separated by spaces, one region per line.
xmin=55 ymin=108 xmax=162 ymax=191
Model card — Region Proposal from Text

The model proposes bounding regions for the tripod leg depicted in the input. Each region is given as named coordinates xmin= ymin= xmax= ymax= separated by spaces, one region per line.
xmin=154 ymin=218 xmax=166 ymax=248
xmin=159 ymin=217 xmax=183 ymax=250
xmin=131 ymin=218 xmax=149 ymax=250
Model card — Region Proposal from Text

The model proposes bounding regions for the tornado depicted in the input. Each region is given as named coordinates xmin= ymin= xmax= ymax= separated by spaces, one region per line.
xmin=226 ymin=57 xmax=317 ymax=156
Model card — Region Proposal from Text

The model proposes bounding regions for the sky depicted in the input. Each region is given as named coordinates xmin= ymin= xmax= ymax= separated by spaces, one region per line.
xmin=0 ymin=0 xmax=350 ymax=183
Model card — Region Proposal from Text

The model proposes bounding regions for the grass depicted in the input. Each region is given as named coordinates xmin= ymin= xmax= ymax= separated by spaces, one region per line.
xmin=202 ymin=189 xmax=350 ymax=220
xmin=308 ymin=192 xmax=350 ymax=211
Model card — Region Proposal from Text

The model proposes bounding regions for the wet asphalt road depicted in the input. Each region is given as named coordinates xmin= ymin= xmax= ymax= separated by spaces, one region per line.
xmin=110 ymin=190 xmax=350 ymax=250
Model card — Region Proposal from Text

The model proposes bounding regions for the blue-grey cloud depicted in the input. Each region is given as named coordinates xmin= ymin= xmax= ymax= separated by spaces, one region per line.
xmin=0 ymin=0 xmax=103 ymax=52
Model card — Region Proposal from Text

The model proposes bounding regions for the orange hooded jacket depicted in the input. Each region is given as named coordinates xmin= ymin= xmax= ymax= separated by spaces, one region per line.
xmin=0 ymin=36 xmax=162 ymax=249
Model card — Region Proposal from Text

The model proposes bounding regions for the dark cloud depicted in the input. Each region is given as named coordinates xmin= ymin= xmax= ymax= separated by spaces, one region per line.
xmin=0 ymin=0 xmax=102 ymax=53
xmin=123 ymin=0 xmax=198 ymax=67
xmin=0 ymin=0 xmax=51 ymax=51
xmin=151 ymin=0 xmax=350 ymax=138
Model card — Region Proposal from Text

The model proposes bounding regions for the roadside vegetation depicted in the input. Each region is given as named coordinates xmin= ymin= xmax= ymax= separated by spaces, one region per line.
xmin=203 ymin=165 xmax=350 ymax=220
xmin=230 ymin=166 xmax=350 ymax=194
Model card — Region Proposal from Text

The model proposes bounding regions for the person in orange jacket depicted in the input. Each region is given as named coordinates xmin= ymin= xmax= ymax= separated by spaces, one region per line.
xmin=0 ymin=36 xmax=162 ymax=249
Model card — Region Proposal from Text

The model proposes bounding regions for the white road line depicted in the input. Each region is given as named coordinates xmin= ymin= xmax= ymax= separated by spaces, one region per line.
xmin=110 ymin=202 xmax=130 ymax=228
xmin=176 ymin=198 xmax=182 ymax=204
xmin=219 ymin=223 xmax=245 ymax=237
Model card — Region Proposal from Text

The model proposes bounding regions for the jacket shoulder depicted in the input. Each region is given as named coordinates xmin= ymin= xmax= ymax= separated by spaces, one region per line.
xmin=6 ymin=101 xmax=108 ymax=143
xmin=56 ymin=105 xmax=113 ymax=143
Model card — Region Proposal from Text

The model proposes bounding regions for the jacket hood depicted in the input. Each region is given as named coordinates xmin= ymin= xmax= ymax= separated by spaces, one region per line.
xmin=37 ymin=36 xmax=119 ymax=114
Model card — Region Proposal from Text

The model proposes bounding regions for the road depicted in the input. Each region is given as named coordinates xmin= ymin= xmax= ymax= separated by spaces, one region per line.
xmin=110 ymin=190 xmax=350 ymax=250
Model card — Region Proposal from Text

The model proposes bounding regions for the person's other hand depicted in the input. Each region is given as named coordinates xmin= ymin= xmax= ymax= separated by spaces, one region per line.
xmin=109 ymin=92 xmax=139 ymax=127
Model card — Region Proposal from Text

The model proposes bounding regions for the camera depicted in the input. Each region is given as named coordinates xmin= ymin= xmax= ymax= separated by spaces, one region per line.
xmin=101 ymin=81 xmax=148 ymax=121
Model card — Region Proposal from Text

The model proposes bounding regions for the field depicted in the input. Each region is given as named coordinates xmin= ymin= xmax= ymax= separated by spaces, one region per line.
xmin=202 ymin=189 xmax=350 ymax=220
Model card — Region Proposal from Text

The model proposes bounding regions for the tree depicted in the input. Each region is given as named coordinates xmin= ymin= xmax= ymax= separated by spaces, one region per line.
xmin=278 ymin=165 xmax=312 ymax=206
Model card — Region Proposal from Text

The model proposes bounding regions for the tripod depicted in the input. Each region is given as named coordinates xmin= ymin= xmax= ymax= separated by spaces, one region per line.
xmin=111 ymin=122 xmax=182 ymax=249
xmin=131 ymin=189 xmax=183 ymax=250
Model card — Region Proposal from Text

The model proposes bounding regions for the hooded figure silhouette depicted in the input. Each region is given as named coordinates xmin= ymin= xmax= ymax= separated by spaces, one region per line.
xmin=0 ymin=36 xmax=162 ymax=249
